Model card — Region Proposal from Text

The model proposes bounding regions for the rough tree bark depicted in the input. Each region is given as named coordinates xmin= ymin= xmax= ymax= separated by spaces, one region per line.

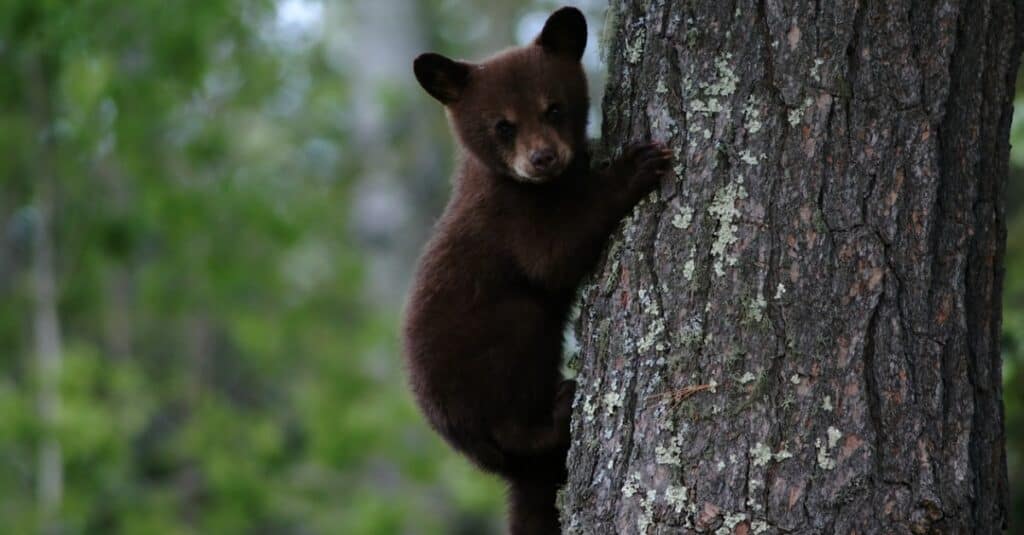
xmin=562 ymin=1 xmax=1022 ymax=533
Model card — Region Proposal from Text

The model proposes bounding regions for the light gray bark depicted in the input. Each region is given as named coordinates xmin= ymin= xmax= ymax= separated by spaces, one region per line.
xmin=562 ymin=1 xmax=1021 ymax=533
xmin=33 ymin=183 xmax=63 ymax=527
xmin=26 ymin=55 xmax=64 ymax=530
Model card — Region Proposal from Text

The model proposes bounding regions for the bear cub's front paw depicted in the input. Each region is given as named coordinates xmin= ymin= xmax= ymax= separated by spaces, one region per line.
xmin=617 ymin=143 xmax=673 ymax=193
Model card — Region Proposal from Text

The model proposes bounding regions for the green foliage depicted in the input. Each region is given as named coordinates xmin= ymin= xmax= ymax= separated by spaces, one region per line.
xmin=1004 ymin=100 xmax=1024 ymax=525
xmin=0 ymin=0 xmax=545 ymax=532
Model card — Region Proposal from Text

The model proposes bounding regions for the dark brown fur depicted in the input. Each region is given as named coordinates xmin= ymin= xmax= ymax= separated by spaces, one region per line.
xmin=402 ymin=8 xmax=671 ymax=534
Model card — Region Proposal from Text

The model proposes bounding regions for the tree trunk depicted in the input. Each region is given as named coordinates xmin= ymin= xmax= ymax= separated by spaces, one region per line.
xmin=562 ymin=2 xmax=1022 ymax=533
xmin=26 ymin=54 xmax=64 ymax=531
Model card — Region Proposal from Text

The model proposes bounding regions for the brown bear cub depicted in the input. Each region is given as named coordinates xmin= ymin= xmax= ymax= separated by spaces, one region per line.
xmin=402 ymin=6 xmax=671 ymax=534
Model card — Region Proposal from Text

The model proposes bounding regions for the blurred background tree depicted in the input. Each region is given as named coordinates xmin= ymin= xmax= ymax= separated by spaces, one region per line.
xmin=0 ymin=0 xmax=1022 ymax=533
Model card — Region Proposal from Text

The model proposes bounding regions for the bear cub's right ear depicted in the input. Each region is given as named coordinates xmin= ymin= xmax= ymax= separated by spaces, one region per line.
xmin=414 ymin=53 xmax=471 ymax=105
xmin=535 ymin=6 xmax=587 ymax=61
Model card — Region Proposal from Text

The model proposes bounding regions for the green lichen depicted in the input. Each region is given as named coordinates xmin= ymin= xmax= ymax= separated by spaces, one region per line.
xmin=665 ymin=485 xmax=688 ymax=513
xmin=690 ymin=98 xmax=723 ymax=113
xmin=637 ymin=288 xmax=666 ymax=354
xmin=747 ymin=478 xmax=763 ymax=510
xmin=716 ymin=512 xmax=747 ymax=535
xmin=750 ymin=442 xmax=773 ymax=466
xmin=706 ymin=54 xmax=739 ymax=97
xmin=672 ymin=205 xmax=693 ymax=229
xmin=638 ymin=489 xmax=657 ymax=532
xmin=708 ymin=180 xmax=748 ymax=276
xmin=743 ymin=96 xmax=764 ymax=133
xmin=678 ymin=317 xmax=703 ymax=346
xmin=750 ymin=442 xmax=794 ymax=467
xmin=602 ymin=391 xmax=623 ymax=416
xmin=683 ymin=258 xmax=696 ymax=280
xmin=672 ymin=146 xmax=685 ymax=178
xmin=655 ymin=434 xmax=683 ymax=465
xmin=582 ymin=394 xmax=597 ymax=421
xmin=811 ymin=58 xmax=824 ymax=82
xmin=746 ymin=293 xmax=768 ymax=323
xmin=621 ymin=472 xmax=640 ymax=497
xmin=638 ymin=317 xmax=665 ymax=353
xmin=816 ymin=427 xmax=842 ymax=470
xmin=788 ymin=97 xmax=814 ymax=126
xmin=828 ymin=426 xmax=842 ymax=447
xmin=626 ymin=27 xmax=646 ymax=65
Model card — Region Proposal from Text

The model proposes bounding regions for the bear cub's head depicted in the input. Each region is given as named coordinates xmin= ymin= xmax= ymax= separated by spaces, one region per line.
xmin=414 ymin=7 xmax=589 ymax=184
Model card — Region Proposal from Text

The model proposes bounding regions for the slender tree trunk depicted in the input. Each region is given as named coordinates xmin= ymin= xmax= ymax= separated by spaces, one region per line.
xmin=33 ymin=176 xmax=63 ymax=531
xmin=562 ymin=1 xmax=1022 ymax=533
xmin=26 ymin=54 xmax=64 ymax=531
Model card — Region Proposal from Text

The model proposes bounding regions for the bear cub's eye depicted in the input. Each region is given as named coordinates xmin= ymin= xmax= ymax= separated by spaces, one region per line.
xmin=544 ymin=103 xmax=562 ymax=121
xmin=495 ymin=119 xmax=516 ymax=139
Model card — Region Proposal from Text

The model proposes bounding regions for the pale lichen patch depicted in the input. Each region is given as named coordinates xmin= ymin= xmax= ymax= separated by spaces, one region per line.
xmin=626 ymin=27 xmax=646 ymax=64
xmin=827 ymin=426 xmax=842 ymax=448
xmin=822 ymin=395 xmax=833 ymax=412
xmin=656 ymin=434 xmax=683 ymax=465
xmin=750 ymin=442 xmax=773 ymax=466
xmin=774 ymin=282 xmax=787 ymax=300
xmin=706 ymin=55 xmax=739 ymax=97
xmin=679 ymin=317 xmax=703 ymax=345
xmin=602 ymin=391 xmax=623 ymax=416
xmin=708 ymin=180 xmax=748 ymax=276
xmin=621 ymin=472 xmax=640 ymax=497
xmin=665 ymin=485 xmax=688 ymax=513
xmin=672 ymin=205 xmax=694 ymax=229
xmin=582 ymin=394 xmax=597 ymax=421
xmin=638 ymin=317 xmax=666 ymax=353
xmin=746 ymin=293 xmax=768 ymax=323
xmin=638 ymin=489 xmax=657 ymax=533
xmin=788 ymin=97 xmax=814 ymax=126
xmin=750 ymin=442 xmax=794 ymax=466
xmin=691 ymin=98 xmax=723 ymax=114
xmin=716 ymin=512 xmax=747 ymax=535
xmin=743 ymin=97 xmax=764 ymax=133
xmin=738 ymin=371 xmax=757 ymax=384
xmin=739 ymin=149 xmax=759 ymax=165
xmin=683 ymin=258 xmax=696 ymax=281
xmin=816 ymin=427 xmax=842 ymax=470
xmin=811 ymin=58 xmax=825 ymax=81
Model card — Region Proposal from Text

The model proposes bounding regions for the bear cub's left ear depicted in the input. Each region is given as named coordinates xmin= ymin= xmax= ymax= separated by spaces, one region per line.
xmin=535 ymin=6 xmax=587 ymax=61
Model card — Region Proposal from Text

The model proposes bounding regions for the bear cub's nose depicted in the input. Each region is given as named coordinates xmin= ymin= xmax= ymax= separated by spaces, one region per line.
xmin=530 ymin=148 xmax=557 ymax=171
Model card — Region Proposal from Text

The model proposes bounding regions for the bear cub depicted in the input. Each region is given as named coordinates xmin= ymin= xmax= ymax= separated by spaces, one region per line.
xmin=402 ymin=7 xmax=671 ymax=534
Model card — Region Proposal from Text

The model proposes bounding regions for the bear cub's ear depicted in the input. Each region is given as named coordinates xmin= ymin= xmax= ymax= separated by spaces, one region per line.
xmin=414 ymin=53 xmax=471 ymax=104
xmin=535 ymin=6 xmax=587 ymax=61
